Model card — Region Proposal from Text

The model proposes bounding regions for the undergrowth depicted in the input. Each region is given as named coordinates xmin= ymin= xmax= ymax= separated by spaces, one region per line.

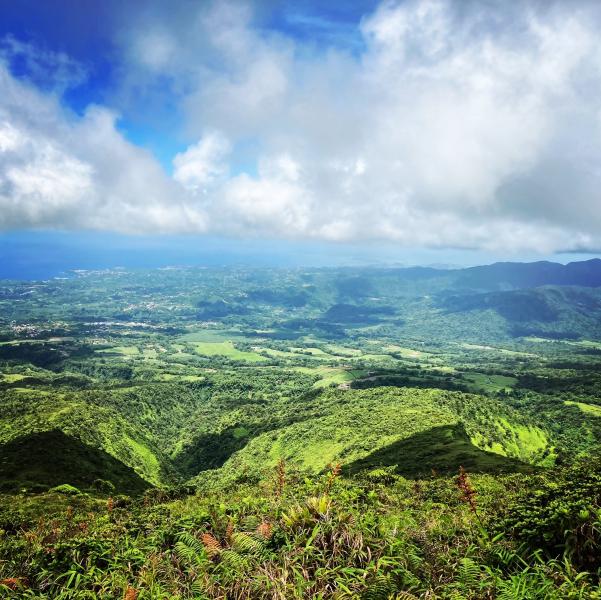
xmin=0 ymin=458 xmax=600 ymax=599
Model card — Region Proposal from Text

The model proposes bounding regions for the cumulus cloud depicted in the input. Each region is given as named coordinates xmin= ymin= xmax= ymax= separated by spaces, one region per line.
xmin=0 ymin=63 xmax=205 ymax=233
xmin=173 ymin=132 xmax=231 ymax=192
xmin=4 ymin=0 xmax=601 ymax=252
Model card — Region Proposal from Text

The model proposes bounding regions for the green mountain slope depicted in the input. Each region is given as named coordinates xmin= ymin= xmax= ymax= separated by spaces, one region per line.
xmin=0 ymin=390 xmax=169 ymax=487
xmin=437 ymin=286 xmax=601 ymax=340
xmin=1 ymin=261 xmax=600 ymax=495
xmin=0 ymin=430 xmax=150 ymax=494
xmin=195 ymin=387 xmax=549 ymax=485
xmin=345 ymin=423 xmax=530 ymax=476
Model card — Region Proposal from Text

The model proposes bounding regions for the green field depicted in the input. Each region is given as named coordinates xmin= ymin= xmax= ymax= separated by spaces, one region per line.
xmin=97 ymin=345 xmax=139 ymax=356
xmin=462 ymin=372 xmax=517 ymax=392
xmin=190 ymin=341 xmax=267 ymax=362
xmin=0 ymin=373 xmax=27 ymax=383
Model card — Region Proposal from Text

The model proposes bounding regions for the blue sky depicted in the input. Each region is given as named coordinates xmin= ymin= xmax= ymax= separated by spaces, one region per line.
xmin=1 ymin=0 xmax=601 ymax=276
xmin=0 ymin=0 xmax=373 ymax=169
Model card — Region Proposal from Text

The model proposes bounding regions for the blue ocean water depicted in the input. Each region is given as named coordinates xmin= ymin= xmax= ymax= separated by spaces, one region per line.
xmin=0 ymin=231 xmax=596 ymax=280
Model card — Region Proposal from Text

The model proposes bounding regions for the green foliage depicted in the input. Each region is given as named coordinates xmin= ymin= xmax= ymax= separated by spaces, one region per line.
xmin=500 ymin=456 xmax=601 ymax=570
xmin=49 ymin=484 xmax=82 ymax=496
xmin=2 ymin=264 xmax=601 ymax=597
xmin=0 ymin=468 xmax=599 ymax=598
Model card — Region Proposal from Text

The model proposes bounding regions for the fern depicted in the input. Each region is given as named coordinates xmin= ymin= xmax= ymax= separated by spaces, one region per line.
xmin=190 ymin=580 xmax=211 ymax=599
xmin=230 ymin=531 xmax=268 ymax=558
xmin=457 ymin=557 xmax=481 ymax=589
xmin=201 ymin=532 xmax=222 ymax=557
xmin=361 ymin=574 xmax=394 ymax=599
xmin=219 ymin=549 xmax=250 ymax=573
xmin=174 ymin=532 xmax=209 ymax=570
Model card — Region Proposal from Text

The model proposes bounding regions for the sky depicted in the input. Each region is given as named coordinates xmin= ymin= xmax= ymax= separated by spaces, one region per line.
xmin=1 ymin=0 xmax=601 ymax=275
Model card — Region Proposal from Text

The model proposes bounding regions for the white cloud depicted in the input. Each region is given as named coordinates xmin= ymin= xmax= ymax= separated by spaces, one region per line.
xmin=0 ymin=35 xmax=88 ymax=93
xmin=173 ymin=132 xmax=231 ymax=192
xmin=0 ymin=63 xmax=206 ymax=233
xmin=4 ymin=0 xmax=601 ymax=253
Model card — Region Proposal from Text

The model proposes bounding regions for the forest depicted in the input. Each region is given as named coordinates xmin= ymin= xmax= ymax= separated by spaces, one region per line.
xmin=1 ymin=260 xmax=601 ymax=598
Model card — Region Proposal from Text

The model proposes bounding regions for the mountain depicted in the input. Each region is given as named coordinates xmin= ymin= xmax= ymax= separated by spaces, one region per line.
xmin=451 ymin=258 xmax=601 ymax=291
xmin=436 ymin=286 xmax=601 ymax=340
xmin=0 ymin=430 xmax=150 ymax=494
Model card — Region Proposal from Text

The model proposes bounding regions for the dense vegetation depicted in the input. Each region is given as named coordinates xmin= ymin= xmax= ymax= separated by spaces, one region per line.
xmin=1 ymin=260 xmax=601 ymax=597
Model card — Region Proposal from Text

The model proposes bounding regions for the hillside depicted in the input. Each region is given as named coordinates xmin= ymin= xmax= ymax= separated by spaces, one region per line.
xmin=203 ymin=387 xmax=546 ymax=487
xmin=0 ymin=430 xmax=149 ymax=495
xmin=436 ymin=285 xmax=601 ymax=340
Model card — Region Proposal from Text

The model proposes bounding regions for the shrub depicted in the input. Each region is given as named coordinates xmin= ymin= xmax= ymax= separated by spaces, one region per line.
xmin=500 ymin=457 xmax=601 ymax=569
xmin=92 ymin=478 xmax=115 ymax=493
xmin=50 ymin=484 xmax=82 ymax=496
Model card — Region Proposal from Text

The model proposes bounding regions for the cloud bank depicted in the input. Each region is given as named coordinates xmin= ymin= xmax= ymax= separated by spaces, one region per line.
xmin=2 ymin=0 xmax=601 ymax=252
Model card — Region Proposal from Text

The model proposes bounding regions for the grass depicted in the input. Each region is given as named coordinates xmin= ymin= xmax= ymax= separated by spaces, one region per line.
xmin=157 ymin=373 xmax=205 ymax=382
xmin=324 ymin=344 xmax=363 ymax=357
xmin=179 ymin=329 xmax=244 ymax=343
xmin=422 ymin=364 xmax=456 ymax=373
xmin=191 ymin=341 xmax=267 ymax=362
xmin=256 ymin=347 xmax=318 ymax=360
xmin=462 ymin=372 xmax=517 ymax=393
xmin=472 ymin=418 xmax=551 ymax=465
xmin=97 ymin=345 xmax=139 ymax=356
xmin=566 ymin=340 xmax=601 ymax=350
xmin=358 ymin=353 xmax=395 ymax=362
xmin=310 ymin=368 xmax=367 ymax=388
xmin=142 ymin=347 xmax=158 ymax=359
xmin=293 ymin=366 xmax=366 ymax=387
xmin=460 ymin=343 xmax=535 ymax=357
xmin=290 ymin=346 xmax=331 ymax=357
xmin=384 ymin=345 xmax=428 ymax=359
xmin=12 ymin=388 xmax=50 ymax=395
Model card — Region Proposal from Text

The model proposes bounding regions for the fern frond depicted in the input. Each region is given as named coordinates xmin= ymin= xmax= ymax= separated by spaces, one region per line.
xmin=457 ymin=557 xmax=481 ymax=588
xmin=362 ymin=574 xmax=394 ymax=600
xmin=219 ymin=549 xmax=250 ymax=573
xmin=201 ymin=533 xmax=222 ymax=557
xmin=190 ymin=580 xmax=211 ymax=599
xmin=174 ymin=531 xmax=210 ymax=569
xmin=230 ymin=532 xmax=267 ymax=557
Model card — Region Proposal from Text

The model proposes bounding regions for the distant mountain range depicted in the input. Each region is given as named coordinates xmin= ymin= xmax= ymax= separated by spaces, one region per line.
xmin=451 ymin=259 xmax=601 ymax=291
xmin=386 ymin=258 xmax=601 ymax=291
